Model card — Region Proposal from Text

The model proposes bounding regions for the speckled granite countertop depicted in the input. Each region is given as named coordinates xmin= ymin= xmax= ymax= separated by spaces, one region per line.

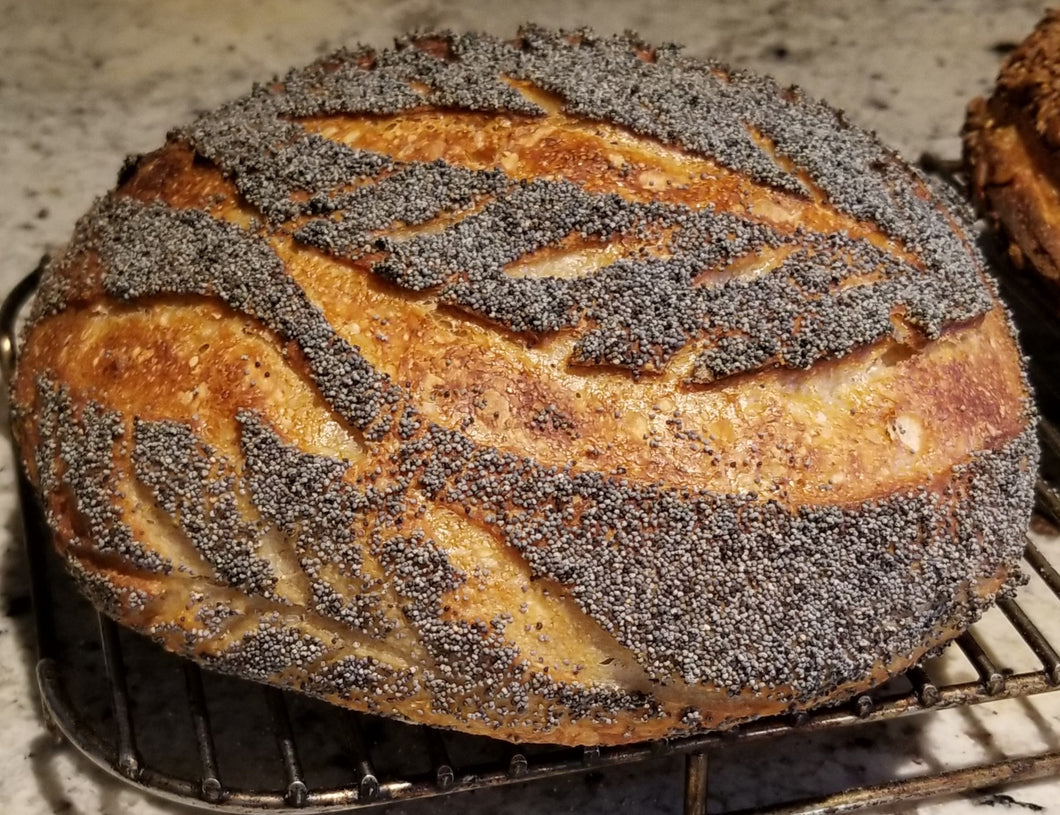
xmin=2 ymin=1 xmax=1060 ymax=813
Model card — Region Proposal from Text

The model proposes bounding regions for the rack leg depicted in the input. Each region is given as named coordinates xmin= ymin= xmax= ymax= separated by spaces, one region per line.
xmin=684 ymin=750 xmax=709 ymax=815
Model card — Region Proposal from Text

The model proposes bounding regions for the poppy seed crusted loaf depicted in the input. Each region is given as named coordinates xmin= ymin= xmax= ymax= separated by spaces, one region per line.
xmin=11 ymin=27 xmax=1038 ymax=746
xmin=965 ymin=10 xmax=1060 ymax=295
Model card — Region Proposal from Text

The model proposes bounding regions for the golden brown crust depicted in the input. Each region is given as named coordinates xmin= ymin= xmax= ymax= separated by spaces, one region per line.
xmin=965 ymin=10 xmax=1060 ymax=289
xmin=13 ymin=28 xmax=1037 ymax=746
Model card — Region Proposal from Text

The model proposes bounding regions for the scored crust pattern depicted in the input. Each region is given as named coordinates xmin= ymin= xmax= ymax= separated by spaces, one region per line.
xmin=14 ymin=28 xmax=1038 ymax=745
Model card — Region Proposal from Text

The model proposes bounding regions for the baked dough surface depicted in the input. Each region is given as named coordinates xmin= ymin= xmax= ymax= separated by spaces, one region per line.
xmin=13 ymin=28 xmax=1037 ymax=745
xmin=965 ymin=9 xmax=1060 ymax=291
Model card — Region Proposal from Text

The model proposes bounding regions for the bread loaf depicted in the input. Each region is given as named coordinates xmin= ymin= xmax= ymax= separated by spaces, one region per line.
xmin=12 ymin=28 xmax=1037 ymax=746
xmin=965 ymin=10 xmax=1060 ymax=291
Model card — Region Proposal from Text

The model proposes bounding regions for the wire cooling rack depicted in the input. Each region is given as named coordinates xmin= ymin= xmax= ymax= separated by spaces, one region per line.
xmin=5 ymin=223 xmax=1060 ymax=814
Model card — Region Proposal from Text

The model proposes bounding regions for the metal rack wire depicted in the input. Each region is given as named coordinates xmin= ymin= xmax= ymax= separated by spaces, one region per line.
xmin=6 ymin=238 xmax=1060 ymax=814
